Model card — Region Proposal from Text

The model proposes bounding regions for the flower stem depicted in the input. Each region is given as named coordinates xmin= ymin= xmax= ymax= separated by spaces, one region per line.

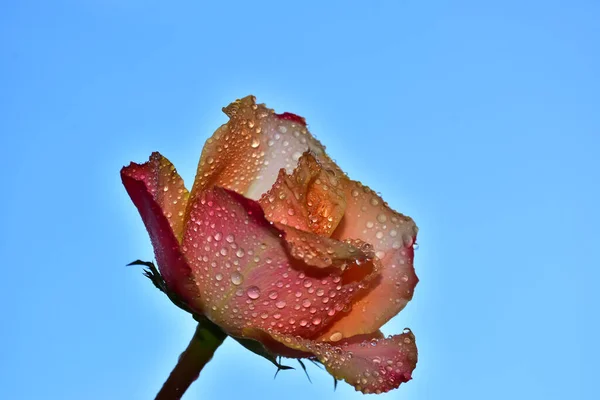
xmin=155 ymin=318 xmax=227 ymax=400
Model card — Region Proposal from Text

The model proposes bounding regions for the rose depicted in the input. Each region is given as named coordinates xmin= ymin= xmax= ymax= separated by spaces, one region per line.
xmin=121 ymin=96 xmax=419 ymax=394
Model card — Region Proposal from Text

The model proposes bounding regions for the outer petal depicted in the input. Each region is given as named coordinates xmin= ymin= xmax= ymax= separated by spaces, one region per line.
xmin=259 ymin=152 xmax=346 ymax=236
xmin=320 ymin=180 xmax=419 ymax=339
xmin=180 ymin=187 xmax=379 ymax=339
xmin=187 ymin=96 xmax=333 ymax=206
xmin=121 ymin=152 xmax=197 ymax=301
xmin=269 ymin=329 xmax=418 ymax=394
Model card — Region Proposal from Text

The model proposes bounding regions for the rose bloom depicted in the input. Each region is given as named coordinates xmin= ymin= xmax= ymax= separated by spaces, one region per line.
xmin=121 ymin=96 xmax=419 ymax=394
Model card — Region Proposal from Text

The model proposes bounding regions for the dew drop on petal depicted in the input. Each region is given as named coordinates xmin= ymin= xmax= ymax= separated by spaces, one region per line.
xmin=329 ymin=331 xmax=343 ymax=342
xmin=275 ymin=300 xmax=286 ymax=309
xmin=231 ymin=271 xmax=243 ymax=286
xmin=247 ymin=286 xmax=261 ymax=299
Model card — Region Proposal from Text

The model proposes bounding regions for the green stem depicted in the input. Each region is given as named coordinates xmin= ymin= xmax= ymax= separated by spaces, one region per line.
xmin=155 ymin=318 xmax=227 ymax=400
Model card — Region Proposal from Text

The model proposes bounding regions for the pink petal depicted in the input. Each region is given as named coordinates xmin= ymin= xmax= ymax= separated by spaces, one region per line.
xmin=180 ymin=187 xmax=379 ymax=339
xmin=269 ymin=329 xmax=418 ymax=394
xmin=320 ymin=180 xmax=419 ymax=339
xmin=259 ymin=152 xmax=346 ymax=237
xmin=121 ymin=152 xmax=197 ymax=302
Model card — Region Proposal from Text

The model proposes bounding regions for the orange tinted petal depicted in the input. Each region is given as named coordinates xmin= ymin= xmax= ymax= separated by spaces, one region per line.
xmin=320 ymin=180 xmax=418 ymax=339
xmin=121 ymin=152 xmax=197 ymax=301
xmin=269 ymin=329 xmax=418 ymax=394
xmin=187 ymin=96 xmax=333 ymax=207
xmin=275 ymin=222 xmax=376 ymax=271
xmin=180 ymin=187 xmax=376 ymax=338
xmin=259 ymin=152 xmax=346 ymax=236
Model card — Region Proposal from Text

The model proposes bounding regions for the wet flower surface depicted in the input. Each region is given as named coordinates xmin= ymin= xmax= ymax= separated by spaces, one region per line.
xmin=122 ymin=96 xmax=419 ymax=394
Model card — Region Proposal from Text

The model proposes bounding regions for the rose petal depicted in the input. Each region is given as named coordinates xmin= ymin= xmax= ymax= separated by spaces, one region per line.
xmin=275 ymin=222 xmax=376 ymax=271
xmin=121 ymin=152 xmax=196 ymax=300
xmin=269 ymin=329 xmax=418 ymax=394
xmin=180 ymin=186 xmax=378 ymax=338
xmin=259 ymin=152 xmax=346 ymax=236
xmin=188 ymin=96 xmax=332 ymax=205
xmin=320 ymin=180 xmax=419 ymax=338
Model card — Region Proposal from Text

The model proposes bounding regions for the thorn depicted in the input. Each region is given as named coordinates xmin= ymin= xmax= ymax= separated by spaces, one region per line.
xmin=297 ymin=359 xmax=312 ymax=383
xmin=333 ymin=377 xmax=339 ymax=391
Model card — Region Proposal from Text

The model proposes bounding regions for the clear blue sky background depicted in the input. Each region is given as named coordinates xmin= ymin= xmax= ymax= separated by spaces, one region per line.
xmin=1 ymin=1 xmax=598 ymax=399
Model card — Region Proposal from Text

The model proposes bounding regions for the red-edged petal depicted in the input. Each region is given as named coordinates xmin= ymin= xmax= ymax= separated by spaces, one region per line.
xmin=320 ymin=180 xmax=419 ymax=339
xmin=259 ymin=152 xmax=346 ymax=237
xmin=269 ymin=329 xmax=418 ymax=394
xmin=121 ymin=152 xmax=197 ymax=301
xmin=180 ymin=187 xmax=378 ymax=339
xmin=187 ymin=96 xmax=334 ymax=206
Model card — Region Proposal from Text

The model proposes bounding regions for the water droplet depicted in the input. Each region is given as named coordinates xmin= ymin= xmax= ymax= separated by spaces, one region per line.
xmin=231 ymin=272 xmax=243 ymax=285
xmin=220 ymin=248 xmax=228 ymax=256
xmin=377 ymin=214 xmax=387 ymax=223
xmin=312 ymin=317 xmax=322 ymax=325
xmin=215 ymin=273 xmax=223 ymax=281
xmin=413 ymin=242 xmax=419 ymax=250
xmin=329 ymin=331 xmax=343 ymax=342
xmin=247 ymin=286 xmax=260 ymax=299
xmin=226 ymin=234 xmax=235 ymax=243
xmin=351 ymin=189 xmax=359 ymax=197
xmin=303 ymin=280 xmax=312 ymax=288
xmin=213 ymin=232 xmax=222 ymax=241
xmin=268 ymin=291 xmax=278 ymax=300
xmin=275 ymin=300 xmax=286 ymax=309
xmin=236 ymin=248 xmax=245 ymax=258
xmin=250 ymin=138 xmax=260 ymax=148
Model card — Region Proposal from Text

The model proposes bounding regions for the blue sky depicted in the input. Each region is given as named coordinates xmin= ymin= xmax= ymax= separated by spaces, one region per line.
xmin=1 ymin=1 xmax=599 ymax=399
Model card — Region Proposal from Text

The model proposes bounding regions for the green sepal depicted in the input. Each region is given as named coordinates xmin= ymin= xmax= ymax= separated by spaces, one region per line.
xmin=233 ymin=336 xmax=295 ymax=372
xmin=128 ymin=259 xmax=294 ymax=374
